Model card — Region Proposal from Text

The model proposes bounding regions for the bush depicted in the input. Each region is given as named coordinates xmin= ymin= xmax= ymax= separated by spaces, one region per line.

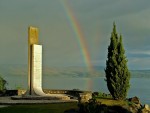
xmin=93 ymin=92 xmax=112 ymax=99
xmin=0 ymin=76 xmax=7 ymax=95
xmin=78 ymin=99 xmax=104 ymax=113
xmin=78 ymin=98 xmax=132 ymax=113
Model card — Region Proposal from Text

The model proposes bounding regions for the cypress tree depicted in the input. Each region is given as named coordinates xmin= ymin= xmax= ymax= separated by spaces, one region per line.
xmin=105 ymin=23 xmax=130 ymax=100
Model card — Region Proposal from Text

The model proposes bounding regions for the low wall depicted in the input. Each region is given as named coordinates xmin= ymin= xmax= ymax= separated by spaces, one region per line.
xmin=4 ymin=89 xmax=92 ymax=102
xmin=1 ymin=90 xmax=18 ymax=96
xmin=43 ymin=89 xmax=68 ymax=94
xmin=17 ymin=89 xmax=91 ymax=95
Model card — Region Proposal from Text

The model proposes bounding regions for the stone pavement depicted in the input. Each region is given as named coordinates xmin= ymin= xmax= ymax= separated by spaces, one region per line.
xmin=0 ymin=96 xmax=78 ymax=105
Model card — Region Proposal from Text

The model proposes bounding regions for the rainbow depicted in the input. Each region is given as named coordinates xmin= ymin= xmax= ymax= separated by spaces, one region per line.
xmin=87 ymin=78 xmax=93 ymax=91
xmin=61 ymin=0 xmax=93 ymax=71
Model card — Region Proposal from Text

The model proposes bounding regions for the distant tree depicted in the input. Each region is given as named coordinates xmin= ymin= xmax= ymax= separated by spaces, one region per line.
xmin=105 ymin=23 xmax=130 ymax=100
xmin=0 ymin=75 xmax=7 ymax=94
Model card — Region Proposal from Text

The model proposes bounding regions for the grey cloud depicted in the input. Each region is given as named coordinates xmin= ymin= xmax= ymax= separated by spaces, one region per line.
xmin=128 ymin=57 xmax=150 ymax=70
xmin=128 ymin=53 xmax=150 ymax=58
xmin=0 ymin=0 xmax=150 ymax=70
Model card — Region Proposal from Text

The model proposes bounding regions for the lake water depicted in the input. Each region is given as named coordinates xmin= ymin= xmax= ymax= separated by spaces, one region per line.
xmin=2 ymin=75 xmax=150 ymax=105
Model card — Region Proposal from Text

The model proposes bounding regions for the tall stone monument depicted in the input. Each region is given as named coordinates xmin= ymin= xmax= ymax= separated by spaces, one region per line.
xmin=25 ymin=26 xmax=70 ymax=100
xmin=26 ymin=27 xmax=46 ymax=96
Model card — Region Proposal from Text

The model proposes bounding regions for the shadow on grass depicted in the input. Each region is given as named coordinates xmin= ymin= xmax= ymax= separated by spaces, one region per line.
xmin=64 ymin=108 xmax=78 ymax=113
xmin=64 ymin=104 xmax=132 ymax=113
xmin=108 ymin=105 xmax=132 ymax=113
xmin=76 ymin=99 xmax=132 ymax=113
xmin=0 ymin=103 xmax=78 ymax=113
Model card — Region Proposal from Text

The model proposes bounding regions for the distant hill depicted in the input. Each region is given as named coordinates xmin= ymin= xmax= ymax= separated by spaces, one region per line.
xmin=130 ymin=70 xmax=150 ymax=78
xmin=0 ymin=64 xmax=150 ymax=78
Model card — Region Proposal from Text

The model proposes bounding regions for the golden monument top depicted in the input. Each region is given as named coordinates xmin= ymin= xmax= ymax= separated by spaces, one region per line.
xmin=28 ymin=26 xmax=39 ymax=45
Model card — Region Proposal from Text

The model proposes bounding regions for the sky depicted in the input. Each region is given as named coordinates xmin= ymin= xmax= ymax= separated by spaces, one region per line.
xmin=0 ymin=0 xmax=150 ymax=70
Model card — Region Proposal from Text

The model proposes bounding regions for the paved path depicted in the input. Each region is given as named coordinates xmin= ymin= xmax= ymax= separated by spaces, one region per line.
xmin=0 ymin=105 xmax=9 ymax=108
xmin=0 ymin=97 xmax=78 ymax=105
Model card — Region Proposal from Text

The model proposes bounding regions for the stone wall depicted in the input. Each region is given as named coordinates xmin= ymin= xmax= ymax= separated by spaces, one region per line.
xmin=2 ymin=90 xmax=18 ymax=96
xmin=79 ymin=93 xmax=92 ymax=103
xmin=43 ymin=89 xmax=68 ymax=94
xmin=4 ymin=89 xmax=92 ymax=102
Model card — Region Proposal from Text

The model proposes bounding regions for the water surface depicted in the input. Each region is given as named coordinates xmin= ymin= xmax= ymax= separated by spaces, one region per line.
xmin=2 ymin=75 xmax=150 ymax=104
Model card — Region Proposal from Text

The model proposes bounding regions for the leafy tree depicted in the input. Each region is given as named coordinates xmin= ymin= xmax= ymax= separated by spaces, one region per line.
xmin=105 ymin=23 xmax=130 ymax=100
xmin=0 ymin=75 xmax=7 ymax=94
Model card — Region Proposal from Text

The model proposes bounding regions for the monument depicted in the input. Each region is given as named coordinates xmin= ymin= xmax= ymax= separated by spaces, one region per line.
xmin=28 ymin=27 xmax=38 ymax=95
xmin=24 ymin=26 xmax=70 ymax=99
xmin=9 ymin=26 xmax=92 ymax=103
xmin=25 ymin=27 xmax=46 ymax=96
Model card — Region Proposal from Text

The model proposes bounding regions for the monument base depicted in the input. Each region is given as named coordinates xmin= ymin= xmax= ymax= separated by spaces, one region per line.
xmin=11 ymin=94 xmax=70 ymax=100
xmin=0 ymin=97 xmax=78 ymax=105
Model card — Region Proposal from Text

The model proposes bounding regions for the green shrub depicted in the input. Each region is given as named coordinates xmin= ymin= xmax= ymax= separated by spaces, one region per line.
xmin=78 ymin=99 xmax=104 ymax=113
xmin=0 ymin=76 xmax=7 ymax=95
xmin=93 ymin=92 xmax=112 ymax=99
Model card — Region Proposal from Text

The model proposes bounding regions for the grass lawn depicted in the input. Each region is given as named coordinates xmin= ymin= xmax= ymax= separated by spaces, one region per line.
xmin=96 ymin=98 xmax=129 ymax=106
xmin=0 ymin=98 xmax=131 ymax=113
xmin=0 ymin=103 xmax=78 ymax=113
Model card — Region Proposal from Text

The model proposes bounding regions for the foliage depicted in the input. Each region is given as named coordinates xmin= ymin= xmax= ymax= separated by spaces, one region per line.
xmin=92 ymin=92 xmax=112 ymax=99
xmin=0 ymin=75 xmax=7 ymax=94
xmin=105 ymin=23 xmax=130 ymax=100
xmin=78 ymin=99 xmax=105 ymax=113
xmin=78 ymin=98 xmax=131 ymax=113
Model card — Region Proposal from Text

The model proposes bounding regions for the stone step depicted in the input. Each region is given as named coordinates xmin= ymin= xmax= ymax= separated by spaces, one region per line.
xmin=11 ymin=95 xmax=70 ymax=100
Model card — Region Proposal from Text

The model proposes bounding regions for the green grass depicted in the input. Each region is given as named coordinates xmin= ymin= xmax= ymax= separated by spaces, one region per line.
xmin=0 ymin=103 xmax=78 ymax=113
xmin=96 ymin=98 xmax=128 ymax=106
xmin=0 ymin=98 xmax=132 ymax=113
xmin=93 ymin=92 xmax=129 ymax=107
